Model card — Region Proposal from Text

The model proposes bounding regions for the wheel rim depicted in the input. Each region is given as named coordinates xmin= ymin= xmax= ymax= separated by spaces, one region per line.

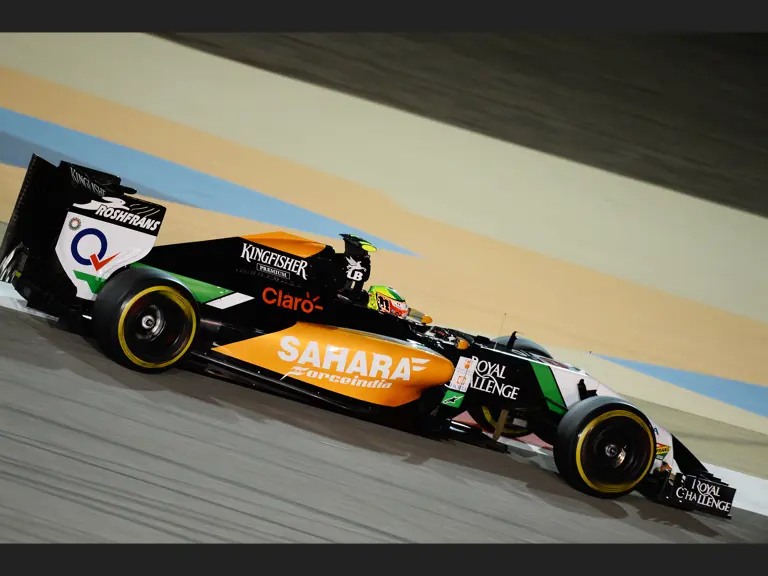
xmin=575 ymin=409 xmax=654 ymax=494
xmin=118 ymin=286 xmax=196 ymax=369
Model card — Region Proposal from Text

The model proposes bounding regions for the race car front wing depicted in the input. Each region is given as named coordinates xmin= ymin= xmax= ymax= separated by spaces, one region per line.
xmin=652 ymin=469 xmax=737 ymax=519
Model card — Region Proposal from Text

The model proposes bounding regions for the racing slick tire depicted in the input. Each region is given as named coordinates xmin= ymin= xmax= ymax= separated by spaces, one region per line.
xmin=91 ymin=266 xmax=199 ymax=373
xmin=553 ymin=395 xmax=656 ymax=499
xmin=466 ymin=342 xmax=554 ymax=440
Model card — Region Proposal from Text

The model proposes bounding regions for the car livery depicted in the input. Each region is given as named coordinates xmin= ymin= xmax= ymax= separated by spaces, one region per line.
xmin=0 ymin=156 xmax=737 ymax=519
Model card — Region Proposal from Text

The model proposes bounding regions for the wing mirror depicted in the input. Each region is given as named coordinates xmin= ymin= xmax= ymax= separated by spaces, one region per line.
xmin=408 ymin=308 xmax=432 ymax=325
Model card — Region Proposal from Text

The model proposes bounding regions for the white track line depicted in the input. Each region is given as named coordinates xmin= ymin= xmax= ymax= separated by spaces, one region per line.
xmin=504 ymin=434 xmax=768 ymax=518
xmin=1 ymin=281 xmax=767 ymax=518
xmin=703 ymin=464 xmax=768 ymax=518
xmin=0 ymin=281 xmax=57 ymax=320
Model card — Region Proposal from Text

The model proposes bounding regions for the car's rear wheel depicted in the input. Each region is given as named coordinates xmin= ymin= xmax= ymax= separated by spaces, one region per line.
xmin=92 ymin=267 xmax=198 ymax=373
xmin=553 ymin=396 xmax=656 ymax=498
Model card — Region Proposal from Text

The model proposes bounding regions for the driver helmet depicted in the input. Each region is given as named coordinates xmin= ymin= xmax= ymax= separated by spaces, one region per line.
xmin=367 ymin=285 xmax=410 ymax=318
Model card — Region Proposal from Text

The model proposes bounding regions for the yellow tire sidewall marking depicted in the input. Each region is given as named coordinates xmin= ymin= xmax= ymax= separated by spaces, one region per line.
xmin=117 ymin=285 xmax=197 ymax=369
xmin=574 ymin=409 xmax=655 ymax=494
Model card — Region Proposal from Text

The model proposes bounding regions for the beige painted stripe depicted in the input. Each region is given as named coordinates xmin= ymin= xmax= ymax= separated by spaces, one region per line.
xmin=0 ymin=33 xmax=766 ymax=323
xmin=0 ymin=73 xmax=767 ymax=387
xmin=548 ymin=347 xmax=768 ymax=436
xmin=620 ymin=394 xmax=768 ymax=480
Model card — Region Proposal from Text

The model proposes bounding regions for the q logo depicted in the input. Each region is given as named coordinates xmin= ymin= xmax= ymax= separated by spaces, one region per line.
xmin=71 ymin=228 xmax=118 ymax=271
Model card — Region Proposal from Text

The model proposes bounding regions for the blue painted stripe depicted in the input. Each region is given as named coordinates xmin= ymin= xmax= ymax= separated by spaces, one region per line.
xmin=597 ymin=354 xmax=768 ymax=418
xmin=0 ymin=107 xmax=418 ymax=257
xmin=0 ymin=131 xmax=194 ymax=210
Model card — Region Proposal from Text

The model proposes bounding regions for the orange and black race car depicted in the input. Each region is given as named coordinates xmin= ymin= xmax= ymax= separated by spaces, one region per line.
xmin=0 ymin=155 xmax=737 ymax=519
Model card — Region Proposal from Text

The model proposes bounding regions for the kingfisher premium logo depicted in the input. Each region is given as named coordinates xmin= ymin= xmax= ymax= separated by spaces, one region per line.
xmin=70 ymin=167 xmax=108 ymax=198
xmin=241 ymin=243 xmax=308 ymax=280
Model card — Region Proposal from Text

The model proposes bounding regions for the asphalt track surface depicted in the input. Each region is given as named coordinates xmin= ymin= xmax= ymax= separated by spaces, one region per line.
xmin=2 ymin=307 xmax=768 ymax=543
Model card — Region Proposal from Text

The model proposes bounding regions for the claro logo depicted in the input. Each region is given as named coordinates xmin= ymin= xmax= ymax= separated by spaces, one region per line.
xmin=262 ymin=287 xmax=323 ymax=314
xmin=277 ymin=336 xmax=429 ymax=388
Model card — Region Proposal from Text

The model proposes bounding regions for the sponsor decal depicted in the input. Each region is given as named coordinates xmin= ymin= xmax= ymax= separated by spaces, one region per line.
xmin=447 ymin=356 xmax=477 ymax=392
xmin=655 ymin=443 xmax=670 ymax=460
xmin=674 ymin=477 xmax=732 ymax=514
xmin=262 ymin=287 xmax=323 ymax=314
xmin=72 ymin=196 xmax=161 ymax=232
xmin=241 ymin=243 xmax=308 ymax=280
xmin=282 ymin=366 xmax=392 ymax=389
xmin=211 ymin=323 xmax=456 ymax=407
xmin=70 ymin=228 xmax=119 ymax=272
xmin=277 ymin=335 xmax=429 ymax=388
xmin=469 ymin=356 xmax=520 ymax=400
xmin=441 ymin=390 xmax=465 ymax=408
xmin=74 ymin=197 xmax=126 ymax=211
xmin=345 ymin=256 xmax=367 ymax=281
xmin=56 ymin=212 xmax=160 ymax=301
xmin=70 ymin=166 xmax=108 ymax=197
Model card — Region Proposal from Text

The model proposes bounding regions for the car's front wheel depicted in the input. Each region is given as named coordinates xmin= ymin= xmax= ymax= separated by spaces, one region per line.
xmin=553 ymin=395 xmax=656 ymax=498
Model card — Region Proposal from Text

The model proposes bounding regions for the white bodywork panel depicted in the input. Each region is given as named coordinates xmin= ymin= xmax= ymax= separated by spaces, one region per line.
xmin=485 ymin=345 xmax=678 ymax=473
xmin=534 ymin=352 xmax=676 ymax=473
xmin=55 ymin=211 xmax=160 ymax=300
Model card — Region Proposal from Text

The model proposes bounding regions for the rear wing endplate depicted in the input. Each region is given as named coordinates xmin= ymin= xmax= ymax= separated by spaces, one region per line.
xmin=0 ymin=155 xmax=166 ymax=308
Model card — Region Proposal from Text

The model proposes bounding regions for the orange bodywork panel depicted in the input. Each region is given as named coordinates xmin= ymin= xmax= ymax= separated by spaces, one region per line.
xmin=240 ymin=231 xmax=328 ymax=258
xmin=212 ymin=323 xmax=456 ymax=407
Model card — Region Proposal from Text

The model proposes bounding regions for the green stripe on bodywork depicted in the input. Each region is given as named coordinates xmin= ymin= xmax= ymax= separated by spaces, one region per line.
xmin=74 ymin=270 xmax=106 ymax=294
xmin=131 ymin=263 xmax=233 ymax=303
xmin=530 ymin=362 xmax=567 ymax=415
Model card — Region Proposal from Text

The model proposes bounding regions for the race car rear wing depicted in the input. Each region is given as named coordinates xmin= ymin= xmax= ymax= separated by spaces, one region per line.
xmin=0 ymin=155 xmax=166 ymax=316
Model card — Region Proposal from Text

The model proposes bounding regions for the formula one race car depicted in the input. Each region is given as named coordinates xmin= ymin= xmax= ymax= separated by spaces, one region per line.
xmin=0 ymin=156 xmax=736 ymax=519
